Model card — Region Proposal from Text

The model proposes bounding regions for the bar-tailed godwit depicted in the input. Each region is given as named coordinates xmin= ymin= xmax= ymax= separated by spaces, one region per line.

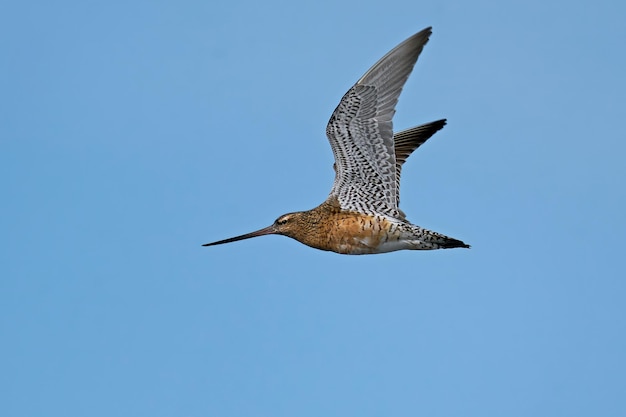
xmin=204 ymin=27 xmax=469 ymax=254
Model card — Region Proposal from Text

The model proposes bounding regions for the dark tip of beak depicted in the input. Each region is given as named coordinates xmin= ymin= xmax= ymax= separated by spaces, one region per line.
xmin=202 ymin=225 xmax=276 ymax=247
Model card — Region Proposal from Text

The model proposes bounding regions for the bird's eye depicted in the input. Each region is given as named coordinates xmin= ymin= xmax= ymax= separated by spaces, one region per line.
xmin=276 ymin=216 xmax=289 ymax=225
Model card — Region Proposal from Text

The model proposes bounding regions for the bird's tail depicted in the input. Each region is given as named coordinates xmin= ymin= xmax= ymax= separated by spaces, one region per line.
xmin=421 ymin=228 xmax=470 ymax=249
xmin=440 ymin=236 xmax=470 ymax=249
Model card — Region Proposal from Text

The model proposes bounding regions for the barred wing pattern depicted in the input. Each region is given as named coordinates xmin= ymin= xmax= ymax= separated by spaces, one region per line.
xmin=325 ymin=27 xmax=432 ymax=218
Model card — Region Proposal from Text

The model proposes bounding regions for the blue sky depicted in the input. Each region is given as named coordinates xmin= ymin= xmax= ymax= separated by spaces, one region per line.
xmin=2 ymin=0 xmax=625 ymax=416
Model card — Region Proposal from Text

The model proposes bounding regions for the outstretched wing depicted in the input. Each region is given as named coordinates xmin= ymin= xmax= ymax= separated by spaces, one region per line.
xmin=325 ymin=27 xmax=432 ymax=218
xmin=394 ymin=119 xmax=446 ymax=208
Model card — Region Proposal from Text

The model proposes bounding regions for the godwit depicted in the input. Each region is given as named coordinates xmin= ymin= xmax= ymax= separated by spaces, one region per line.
xmin=204 ymin=27 xmax=469 ymax=254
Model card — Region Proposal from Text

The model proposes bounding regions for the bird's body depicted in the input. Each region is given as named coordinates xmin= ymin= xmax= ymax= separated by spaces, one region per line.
xmin=204 ymin=27 xmax=469 ymax=254
xmin=267 ymin=197 xmax=468 ymax=255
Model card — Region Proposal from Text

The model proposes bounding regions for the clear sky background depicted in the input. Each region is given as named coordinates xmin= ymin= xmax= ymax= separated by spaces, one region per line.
xmin=2 ymin=0 xmax=625 ymax=416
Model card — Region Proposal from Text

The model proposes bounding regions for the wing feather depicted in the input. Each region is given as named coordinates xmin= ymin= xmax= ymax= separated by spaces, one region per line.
xmin=393 ymin=119 xmax=446 ymax=207
xmin=325 ymin=27 xmax=432 ymax=217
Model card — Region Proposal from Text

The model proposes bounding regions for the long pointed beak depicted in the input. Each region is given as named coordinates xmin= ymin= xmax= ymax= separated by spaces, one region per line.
xmin=202 ymin=225 xmax=276 ymax=247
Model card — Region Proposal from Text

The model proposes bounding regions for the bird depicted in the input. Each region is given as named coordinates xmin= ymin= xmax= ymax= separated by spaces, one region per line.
xmin=203 ymin=27 xmax=469 ymax=254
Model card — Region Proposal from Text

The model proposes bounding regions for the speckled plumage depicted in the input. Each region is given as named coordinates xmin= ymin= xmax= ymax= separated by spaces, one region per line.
xmin=203 ymin=27 xmax=469 ymax=254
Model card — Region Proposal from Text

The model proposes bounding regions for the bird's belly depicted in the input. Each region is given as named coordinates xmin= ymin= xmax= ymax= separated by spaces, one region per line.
xmin=321 ymin=214 xmax=407 ymax=255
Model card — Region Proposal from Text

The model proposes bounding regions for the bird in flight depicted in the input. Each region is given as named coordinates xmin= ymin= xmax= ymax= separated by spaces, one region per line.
xmin=204 ymin=27 xmax=469 ymax=254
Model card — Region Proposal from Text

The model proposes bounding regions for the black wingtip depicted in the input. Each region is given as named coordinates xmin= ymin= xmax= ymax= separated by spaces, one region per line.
xmin=432 ymin=118 xmax=447 ymax=129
